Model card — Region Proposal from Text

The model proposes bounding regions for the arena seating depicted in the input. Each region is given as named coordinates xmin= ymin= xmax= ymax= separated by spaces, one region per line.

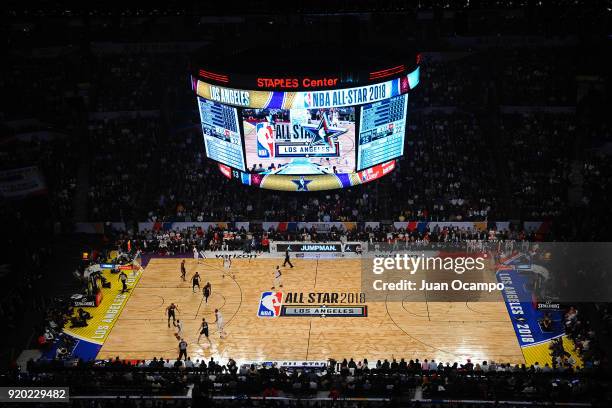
xmin=87 ymin=117 xmax=161 ymax=221
xmin=10 ymin=347 xmax=605 ymax=404
xmin=3 ymin=45 xmax=604 ymax=225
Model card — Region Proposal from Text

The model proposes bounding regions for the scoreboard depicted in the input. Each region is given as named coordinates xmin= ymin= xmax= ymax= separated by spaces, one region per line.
xmin=357 ymin=94 xmax=408 ymax=171
xmin=191 ymin=63 xmax=420 ymax=191
xmin=198 ymin=97 xmax=245 ymax=171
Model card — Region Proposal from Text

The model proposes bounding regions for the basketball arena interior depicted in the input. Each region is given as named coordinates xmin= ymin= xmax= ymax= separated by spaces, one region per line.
xmin=2 ymin=1 xmax=612 ymax=407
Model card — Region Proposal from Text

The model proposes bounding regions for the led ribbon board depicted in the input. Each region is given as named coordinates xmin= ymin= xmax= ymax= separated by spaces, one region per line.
xmin=194 ymin=67 xmax=419 ymax=110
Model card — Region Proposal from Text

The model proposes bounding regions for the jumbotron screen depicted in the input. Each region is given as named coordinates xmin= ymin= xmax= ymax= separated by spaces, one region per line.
xmin=197 ymin=97 xmax=245 ymax=171
xmin=357 ymin=94 xmax=408 ymax=171
xmin=242 ymin=107 xmax=356 ymax=174
xmin=192 ymin=65 xmax=420 ymax=190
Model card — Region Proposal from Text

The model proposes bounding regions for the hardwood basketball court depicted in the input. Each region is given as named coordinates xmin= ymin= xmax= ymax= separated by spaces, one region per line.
xmin=97 ymin=257 xmax=524 ymax=364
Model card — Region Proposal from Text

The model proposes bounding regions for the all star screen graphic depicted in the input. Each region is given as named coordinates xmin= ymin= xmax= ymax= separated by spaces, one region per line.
xmin=242 ymin=107 xmax=356 ymax=175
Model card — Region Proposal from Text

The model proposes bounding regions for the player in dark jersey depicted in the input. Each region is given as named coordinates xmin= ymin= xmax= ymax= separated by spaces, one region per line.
xmin=192 ymin=272 xmax=201 ymax=293
xmin=197 ymin=318 xmax=210 ymax=343
xmin=180 ymin=260 xmax=186 ymax=281
xmin=203 ymin=282 xmax=212 ymax=303
xmin=166 ymin=303 xmax=179 ymax=328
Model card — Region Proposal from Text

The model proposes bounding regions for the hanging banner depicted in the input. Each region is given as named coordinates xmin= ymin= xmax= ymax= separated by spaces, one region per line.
xmin=0 ymin=166 xmax=47 ymax=199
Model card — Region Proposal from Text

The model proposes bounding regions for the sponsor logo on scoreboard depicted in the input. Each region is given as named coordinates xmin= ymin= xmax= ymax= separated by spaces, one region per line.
xmin=257 ymin=291 xmax=283 ymax=318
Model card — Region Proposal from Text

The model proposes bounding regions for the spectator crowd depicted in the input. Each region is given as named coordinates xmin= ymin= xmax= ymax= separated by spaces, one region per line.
xmin=8 ymin=351 xmax=606 ymax=405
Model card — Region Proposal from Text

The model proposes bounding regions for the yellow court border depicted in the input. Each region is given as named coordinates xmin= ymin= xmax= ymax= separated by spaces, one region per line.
xmin=521 ymin=335 xmax=583 ymax=368
xmin=64 ymin=254 xmax=144 ymax=346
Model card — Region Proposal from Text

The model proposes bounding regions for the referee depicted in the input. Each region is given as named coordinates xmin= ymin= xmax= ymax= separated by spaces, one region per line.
xmin=178 ymin=338 xmax=188 ymax=361
xmin=283 ymin=249 xmax=294 ymax=268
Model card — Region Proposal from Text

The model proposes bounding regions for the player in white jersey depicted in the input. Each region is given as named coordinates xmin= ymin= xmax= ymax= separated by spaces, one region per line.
xmin=222 ymin=255 xmax=234 ymax=279
xmin=214 ymin=309 xmax=226 ymax=338
xmin=271 ymin=265 xmax=283 ymax=289
xmin=332 ymin=109 xmax=339 ymax=127
xmin=223 ymin=255 xmax=232 ymax=270
xmin=174 ymin=319 xmax=183 ymax=339
xmin=193 ymin=246 xmax=200 ymax=264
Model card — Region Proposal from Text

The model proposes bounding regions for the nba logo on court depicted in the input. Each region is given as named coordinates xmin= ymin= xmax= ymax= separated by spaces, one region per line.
xmin=258 ymin=291 xmax=282 ymax=318
xmin=256 ymin=123 xmax=274 ymax=158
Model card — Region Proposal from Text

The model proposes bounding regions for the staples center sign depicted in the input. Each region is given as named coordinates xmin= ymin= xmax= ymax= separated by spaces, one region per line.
xmin=256 ymin=77 xmax=339 ymax=89
xmin=194 ymin=67 xmax=419 ymax=110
